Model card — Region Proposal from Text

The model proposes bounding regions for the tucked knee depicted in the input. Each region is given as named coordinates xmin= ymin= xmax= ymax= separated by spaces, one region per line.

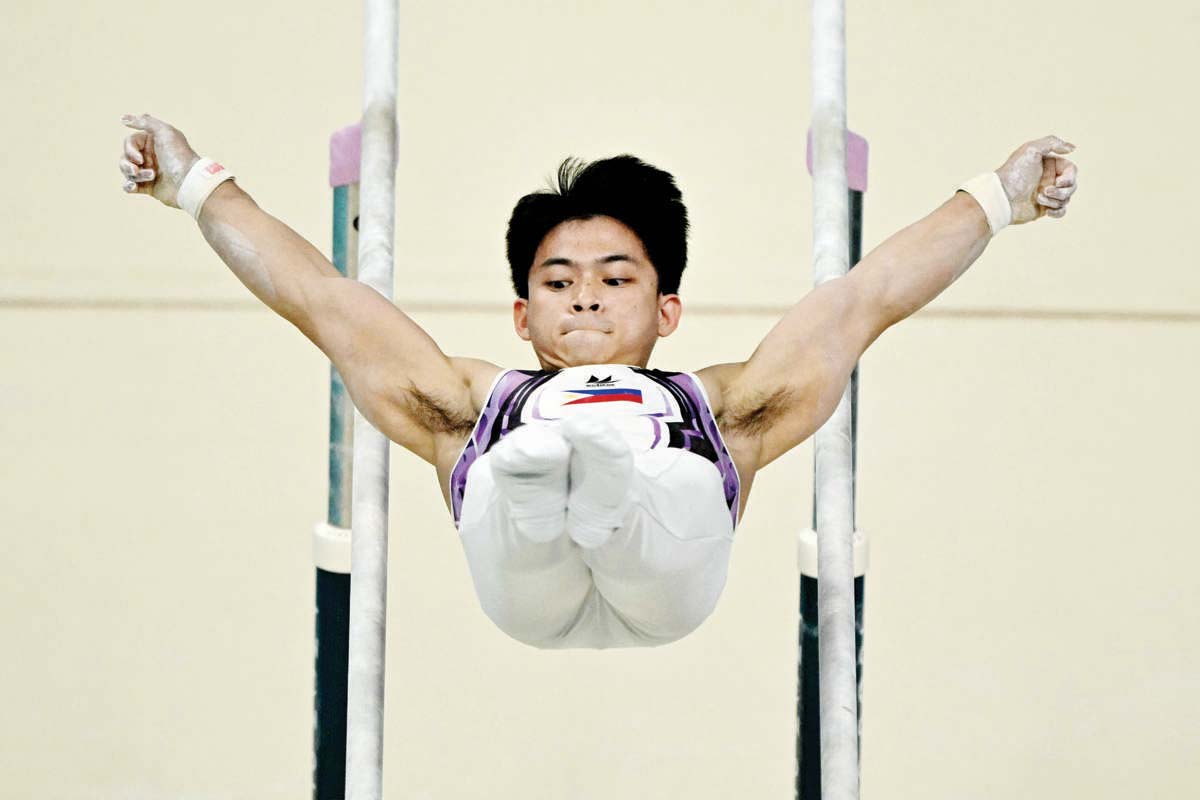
xmin=490 ymin=424 xmax=571 ymax=543
xmin=491 ymin=423 xmax=570 ymax=478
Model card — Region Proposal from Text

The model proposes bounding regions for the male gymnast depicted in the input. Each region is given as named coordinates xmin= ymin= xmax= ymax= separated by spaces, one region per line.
xmin=118 ymin=114 xmax=1078 ymax=649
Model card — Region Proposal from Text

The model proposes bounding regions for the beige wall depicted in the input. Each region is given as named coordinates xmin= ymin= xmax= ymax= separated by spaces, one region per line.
xmin=2 ymin=1 xmax=1197 ymax=798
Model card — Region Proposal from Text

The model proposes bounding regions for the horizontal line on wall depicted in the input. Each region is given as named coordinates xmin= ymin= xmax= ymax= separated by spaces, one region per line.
xmin=918 ymin=307 xmax=1200 ymax=324
xmin=1 ymin=296 xmax=1197 ymax=325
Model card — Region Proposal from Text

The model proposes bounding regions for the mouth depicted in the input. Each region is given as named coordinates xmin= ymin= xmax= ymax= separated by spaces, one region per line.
xmin=562 ymin=320 xmax=613 ymax=334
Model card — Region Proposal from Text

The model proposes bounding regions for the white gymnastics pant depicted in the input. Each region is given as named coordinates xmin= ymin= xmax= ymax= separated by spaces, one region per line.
xmin=457 ymin=429 xmax=735 ymax=649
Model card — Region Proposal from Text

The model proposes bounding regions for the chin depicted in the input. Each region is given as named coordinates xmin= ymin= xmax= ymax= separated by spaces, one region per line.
xmin=562 ymin=348 xmax=615 ymax=367
xmin=558 ymin=334 xmax=618 ymax=366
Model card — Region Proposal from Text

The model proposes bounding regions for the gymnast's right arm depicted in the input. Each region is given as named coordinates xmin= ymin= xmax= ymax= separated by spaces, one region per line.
xmin=117 ymin=113 xmax=483 ymax=465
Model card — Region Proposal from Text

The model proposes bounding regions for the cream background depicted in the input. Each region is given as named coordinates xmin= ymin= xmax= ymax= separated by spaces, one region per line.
xmin=1 ymin=0 xmax=1197 ymax=798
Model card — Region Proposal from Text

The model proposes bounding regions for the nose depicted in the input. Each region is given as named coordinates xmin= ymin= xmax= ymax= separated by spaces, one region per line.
xmin=571 ymin=279 xmax=602 ymax=312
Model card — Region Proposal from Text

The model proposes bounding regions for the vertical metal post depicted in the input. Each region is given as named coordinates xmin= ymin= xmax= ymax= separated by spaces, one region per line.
xmin=314 ymin=126 xmax=363 ymax=800
xmin=345 ymin=0 xmax=399 ymax=796
xmin=797 ymin=165 xmax=867 ymax=799
xmin=808 ymin=1 xmax=859 ymax=798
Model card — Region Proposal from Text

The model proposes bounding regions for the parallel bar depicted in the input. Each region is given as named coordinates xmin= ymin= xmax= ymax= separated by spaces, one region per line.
xmin=797 ymin=185 xmax=866 ymax=800
xmin=810 ymin=1 xmax=859 ymax=799
xmin=344 ymin=0 xmax=398 ymax=797
xmin=798 ymin=573 xmax=866 ymax=799
xmin=314 ymin=178 xmax=360 ymax=799
xmin=314 ymin=569 xmax=351 ymax=798
xmin=847 ymin=186 xmax=866 ymax=774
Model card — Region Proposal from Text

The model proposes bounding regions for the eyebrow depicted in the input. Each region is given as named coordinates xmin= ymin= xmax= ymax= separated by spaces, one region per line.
xmin=536 ymin=254 xmax=638 ymax=270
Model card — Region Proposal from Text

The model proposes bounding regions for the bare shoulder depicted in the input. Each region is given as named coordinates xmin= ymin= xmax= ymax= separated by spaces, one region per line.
xmin=448 ymin=357 xmax=506 ymax=415
xmin=692 ymin=362 xmax=743 ymax=417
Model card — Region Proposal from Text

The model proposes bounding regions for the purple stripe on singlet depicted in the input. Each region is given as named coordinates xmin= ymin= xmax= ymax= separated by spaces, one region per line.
xmin=641 ymin=370 xmax=741 ymax=529
xmin=450 ymin=370 xmax=541 ymax=527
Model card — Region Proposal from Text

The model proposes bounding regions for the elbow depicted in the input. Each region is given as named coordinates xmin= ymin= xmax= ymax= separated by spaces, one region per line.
xmin=845 ymin=267 xmax=902 ymax=341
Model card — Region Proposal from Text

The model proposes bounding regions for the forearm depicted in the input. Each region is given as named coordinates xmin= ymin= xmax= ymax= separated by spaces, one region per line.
xmin=856 ymin=191 xmax=991 ymax=326
xmin=196 ymin=181 xmax=340 ymax=321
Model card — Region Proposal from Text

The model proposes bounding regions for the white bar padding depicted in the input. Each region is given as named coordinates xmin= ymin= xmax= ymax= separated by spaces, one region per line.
xmin=958 ymin=172 xmax=1012 ymax=236
xmin=811 ymin=0 xmax=860 ymax=798
xmin=346 ymin=415 xmax=389 ymax=800
xmin=178 ymin=158 xmax=236 ymax=221
xmin=798 ymin=528 xmax=869 ymax=579
xmin=344 ymin=0 xmax=398 ymax=797
xmin=313 ymin=521 xmax=352 ymax=574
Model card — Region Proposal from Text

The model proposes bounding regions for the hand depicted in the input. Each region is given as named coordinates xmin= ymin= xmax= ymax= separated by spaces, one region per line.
xmin=996 ymin=135 xmax=1079 ymax=224
xmin=118 ymin=113 xmax=201 ymax=209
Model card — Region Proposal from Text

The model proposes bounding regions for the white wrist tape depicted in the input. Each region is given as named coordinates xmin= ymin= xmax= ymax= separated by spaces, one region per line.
xmin=178 ymin=157 xmax=236 ymax=221
xmin=957 ymin=172 xmax=1012 ymax=235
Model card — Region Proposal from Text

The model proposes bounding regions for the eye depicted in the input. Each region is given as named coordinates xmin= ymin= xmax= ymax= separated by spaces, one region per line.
xmin=604 ymin=278 xmax=630 ymax=286
xmin=546 ymin=280 xmax=570 ymax=290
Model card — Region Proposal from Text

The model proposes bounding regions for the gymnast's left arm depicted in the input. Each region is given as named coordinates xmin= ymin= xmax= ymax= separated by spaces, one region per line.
xmin=710 ymin=135 xmax=1079 ymax=468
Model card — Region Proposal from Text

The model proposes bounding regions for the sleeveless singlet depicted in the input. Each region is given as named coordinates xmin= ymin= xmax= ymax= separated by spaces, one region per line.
xmin=449 ymin=364 xmax=742 ymax=531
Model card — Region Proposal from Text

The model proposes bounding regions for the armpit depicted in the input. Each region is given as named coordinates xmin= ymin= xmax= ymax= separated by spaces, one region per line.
xmin=403 ymin=386 xmax=477 ymax=438
xmin=717 ymin=385 xmax=796 ymax=438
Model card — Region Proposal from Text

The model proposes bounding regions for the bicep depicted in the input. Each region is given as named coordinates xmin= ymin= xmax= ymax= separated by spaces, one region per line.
xmin=294 ymin=275 xmax=475 ymax=462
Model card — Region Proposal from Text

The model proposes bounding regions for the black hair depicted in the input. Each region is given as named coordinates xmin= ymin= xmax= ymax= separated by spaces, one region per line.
xmin=505 ymin=155 xmax=689 ymax=299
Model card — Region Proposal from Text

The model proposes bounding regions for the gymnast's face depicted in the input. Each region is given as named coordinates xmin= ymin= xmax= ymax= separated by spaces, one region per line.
xmin=513 ymin=215 xmax=682 ymax=370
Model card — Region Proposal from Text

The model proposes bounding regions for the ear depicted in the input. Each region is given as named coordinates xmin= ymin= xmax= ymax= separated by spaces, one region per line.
xmin=513 ymin=297 xmax=532 ymax=341
xmin=656 ymin=293 xmax=682 ymax=338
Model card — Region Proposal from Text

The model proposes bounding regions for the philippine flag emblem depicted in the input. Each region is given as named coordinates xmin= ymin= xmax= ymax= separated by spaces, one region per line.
xmin=563 ymin=387 xmax=643 ymax=406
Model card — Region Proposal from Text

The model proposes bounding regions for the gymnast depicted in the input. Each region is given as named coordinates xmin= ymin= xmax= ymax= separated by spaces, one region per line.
xmin=118 ymin=114 xmax=1078 ymax=649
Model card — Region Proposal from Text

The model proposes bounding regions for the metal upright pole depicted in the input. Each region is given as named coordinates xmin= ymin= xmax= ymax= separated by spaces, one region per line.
xmin=797 ymin=126 xmax=868 ymax=799
xmin=345 ymin=0 xmax=398 ymax=796
xmin=808 ymin=1 xmax=859 ymax=798
xmin=313 ymin=123 xmax=364 ymax=800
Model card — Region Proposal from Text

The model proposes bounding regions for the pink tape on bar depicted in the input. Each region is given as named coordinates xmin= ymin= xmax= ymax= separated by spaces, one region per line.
xmin=806 ymin=128 xmax=869 ymax=192
xmin=329 ymin=122 xmax=402 ymax=187
xmin=329 ymin=123 xmax=362 ymax=188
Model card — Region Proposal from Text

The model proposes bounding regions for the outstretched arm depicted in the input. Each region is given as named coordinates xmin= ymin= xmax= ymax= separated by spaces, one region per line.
xmin=118 ymin=114 xmax=494 ymax=464
xmin=706 ymin=136 xmax=1079 ymax=469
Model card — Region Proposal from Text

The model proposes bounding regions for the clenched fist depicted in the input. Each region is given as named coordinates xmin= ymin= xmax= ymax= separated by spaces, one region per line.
xmin=997 ymin=135 xmax=1079 ymax=224
xmin=118 ymin=113 xmax=200 ymax=209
